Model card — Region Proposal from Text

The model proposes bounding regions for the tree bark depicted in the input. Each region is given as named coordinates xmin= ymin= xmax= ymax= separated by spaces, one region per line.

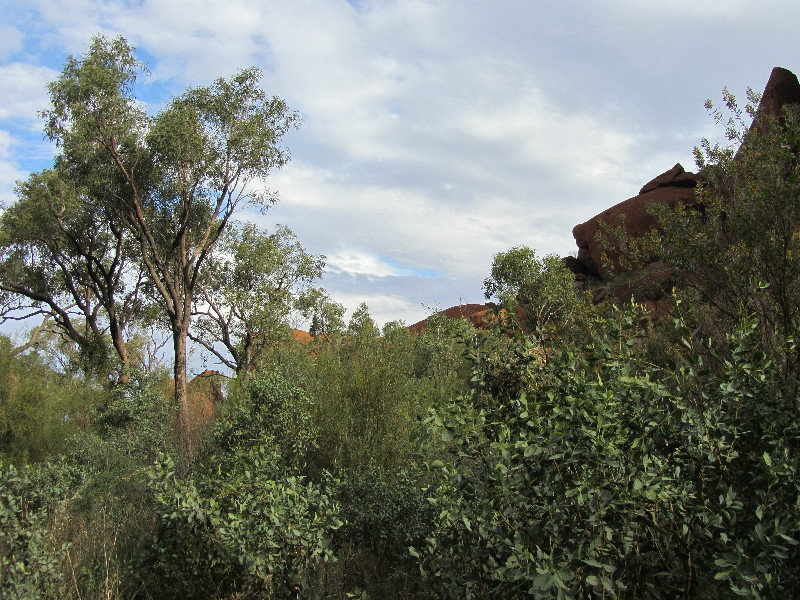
xmin=173 ymin=323 xmax=191 ymax=456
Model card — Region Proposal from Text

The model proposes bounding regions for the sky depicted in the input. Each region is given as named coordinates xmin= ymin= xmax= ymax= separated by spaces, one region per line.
xmin=1 ymin=0 xmax=799 ymax=331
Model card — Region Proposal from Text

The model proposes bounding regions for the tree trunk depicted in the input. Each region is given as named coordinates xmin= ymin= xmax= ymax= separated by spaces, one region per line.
xmin=109 ymin=318 xmax=130 ymax=383
xmin=173 ymin=324 xmax=192 ymax=456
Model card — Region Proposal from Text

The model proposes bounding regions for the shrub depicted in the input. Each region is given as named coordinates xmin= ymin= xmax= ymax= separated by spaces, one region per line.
xmin=0 ymin=460 xmax=87 ymax=598
xmin=418 ymin=303 xmax=800 ymax=599
xmin=0 ymin=336 xmax=103 ymax=465
xmin=212 ymin=370 xmax=318 ymax=470
xmin=142 ymin=371 xmax=341 ymax=598
xmin=145 ymin=446 xmax=341 ymax=598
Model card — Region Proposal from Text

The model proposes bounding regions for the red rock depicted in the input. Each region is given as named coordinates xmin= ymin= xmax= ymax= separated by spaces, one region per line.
xmin=179 ymin=370 xmax=225 ymax=432
xmin=562 ymin=255 xmax=589 ymax=275
xmin=292 ymin=328 xmax=314 ymax=343
xmin=639 ymin=163 xmax=699 ymax=195
xmin=570 ymin=67 xmax=800 ymax=283
xmin=572 ymin=165 xmax=698 ymax=277
xmin=408 ymin=303 xmax=496 ymax=334
xmin=752 ymin=67 xmax=800 ymax=130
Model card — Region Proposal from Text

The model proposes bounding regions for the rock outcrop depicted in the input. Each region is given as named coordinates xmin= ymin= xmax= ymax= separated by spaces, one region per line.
xmin=751 ymin=67 xmax=800 ymax=134
xmin=178 ymin=369 xmax=224 ymax=433
xmin=568 ymin=66 xmax=800 ymax=299
xmin=408 ymin=303 xmax=496 ymax=334
xmin=570 ymin=163 xmax=699 ymax=279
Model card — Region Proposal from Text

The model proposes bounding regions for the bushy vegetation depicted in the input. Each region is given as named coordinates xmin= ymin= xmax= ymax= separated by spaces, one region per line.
xmin=2 ymin=36 xmax=800 ymax=600
xmin=416 ymin=304 xmax=800 ymax=599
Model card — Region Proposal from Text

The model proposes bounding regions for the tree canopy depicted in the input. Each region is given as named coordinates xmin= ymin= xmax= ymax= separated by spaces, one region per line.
xmin=191 ymin=222 xmax=325 ymax=374
xmin=3 ymin=35 xmax=298 ymax=447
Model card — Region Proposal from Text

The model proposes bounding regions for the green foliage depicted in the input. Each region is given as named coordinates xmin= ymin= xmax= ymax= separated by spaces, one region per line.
xmin=348 ymin=302 xmax=381 ymax=338
xmin=29 ymin=34 xmax=300 ymax=445
xmin=418 ymin=302 xmax=800 ymax=598
xmin=334 ymin=468 xmax=434 ymax=551
xmin=0 ymin=347 xmax=173 ymax=599
xmin=145 ymin=373 xmax=341 ymax=598
xmin=72 ymin=370 xmax=174 ymax=469
xmin=691 ymin=94 xmax=800 ymax=346
xmin=0 ymin=459 xmax=87 ymax=598
xmin=147 ymin=450 xmax=341 ymax=598
xmin=0 ymin=167 xmax=144 ymax=376
xmin=411 ymin=311 xmax=474 ymax=383
xmin=261 ymin=303 xmax=475 ymax=477
xmin=308 ymin=317 xmax=419 ymax=473
xmin=212 ymin=371 xmax=318 ymax=470
xmin=8 ymin=53 xmax=800 ymax=599
xmin=192 ymin=222 xmax=325 ymax=374
xmin=331 ymin=468 xmax=436 ymax=599
xmin=0 ymin=336 xmax=103 ymax=465
xmin=484 ymin=246 xmax=593 ymax=343
xmin=300 ymin=288 xmax=346 ymax=337
xmin=609 ymin=88 xmax=800 ymax=385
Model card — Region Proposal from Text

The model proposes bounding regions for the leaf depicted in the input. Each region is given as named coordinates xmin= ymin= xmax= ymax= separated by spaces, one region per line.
xmin=583 ymin=558 xmax=603 ymax=568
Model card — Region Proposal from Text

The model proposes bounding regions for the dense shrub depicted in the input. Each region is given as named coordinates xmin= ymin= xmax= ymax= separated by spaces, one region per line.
xmin=328 ymin=469 xmax=436 ymax=600
xmin=334 ymin=469 xmax=433 ymax=551
xmin=212 ymin=369 xmax=318 ymax=470
xmin=142 ymin=372 xmax=342 ymax=598
xmin=0 ymin=336 xmax=103 ymax=465
xmin=0 ymin=460 xmax=87 ymax=598
xmin=146 ymin=449 xmax=341 ymax=598
xmin=418 ymin=303 xmax=800 ymax=599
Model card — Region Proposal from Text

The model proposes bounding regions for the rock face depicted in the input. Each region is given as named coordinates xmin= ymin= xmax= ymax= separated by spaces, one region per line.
xmin=569 ymin=66 xmax=800 ymax=286
xmin=184 ymin=369 xmax=224 ymax=431
xmin=752 ymin=67 xmax=800 ymax=132
xmin=408 ymin=303 xmax=496 ymax=334
xmin=571 ymin=163 xmax=699 ymax=278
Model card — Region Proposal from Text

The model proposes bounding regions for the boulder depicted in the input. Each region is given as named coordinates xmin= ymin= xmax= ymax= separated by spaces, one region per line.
xmin=562 ymin=255 xmax=589 ymax=276
xmin=571 ymin=164 xmax=699 ymax=277
xmin=186 ymin=369 xmax=224 ymax=427
xmin=639 ymin=163 xmax=699 ymax=195
xmin=752 ymin=67 xmax=800 ymax=132
xmin=570 ymin=67 xmax=800 ymax=283
xmin=566 ymin=66 xmax=800 ymax=320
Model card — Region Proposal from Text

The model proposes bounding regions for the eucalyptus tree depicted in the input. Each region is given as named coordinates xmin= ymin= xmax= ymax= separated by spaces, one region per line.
xmin=300 ymin=288 xmax=346 ymax=337
xmin=190 ymin=222 xmax=324 ymax=375
xmin=38 ymin=35 xmax=298 ymax=445
xmin=483 ymin=246 xmax=592 ymax=343
xmin=0 ymin=168 xmax=146 ymax=377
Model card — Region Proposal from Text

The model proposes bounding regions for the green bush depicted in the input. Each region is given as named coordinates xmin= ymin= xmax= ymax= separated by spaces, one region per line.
xmin=0 ymin=337 xmax=103 ymax=465
xmin=334 ymin=468 xmax=434 ymax=552
xmin=212 ymin=370 xmax=318 ymax=470
xmin=328 ymin=469 xmax=436 ymax=600
xmin=418 ymin=303 xmax=800 ymax=599
xmin=0 ymin=460 xmax=87 ymax=599
xmin=141 ymin=372 xmax=342 ymax=598
xmin=146 ymin=448 xmax=341 ymax=599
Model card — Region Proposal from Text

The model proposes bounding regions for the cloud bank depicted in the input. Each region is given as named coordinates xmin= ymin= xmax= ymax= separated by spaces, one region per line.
xmin=2 ymin=0 xmax=799 ymax=327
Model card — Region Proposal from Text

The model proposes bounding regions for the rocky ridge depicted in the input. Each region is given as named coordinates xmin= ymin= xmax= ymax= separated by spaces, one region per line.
xmin=290 ymin=67 xmax=800 ymax=336
xmin=413 ymin=67 xmax=800 ymax=332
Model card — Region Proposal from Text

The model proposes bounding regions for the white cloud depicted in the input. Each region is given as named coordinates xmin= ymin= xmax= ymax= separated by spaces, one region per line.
xmin=5 ymin=0 xmax=800 ymax=330
xmin=0 ymin=130 xmax=23 ymax=207
xmin=0 ymin=63 xmax=59 ymax=122
xmin=326 ymin=250 xmax=429 ymax=279
xmin=0 ymin=26 xmax=24 ymax=60
xmin=332 ymin=291 xmax=424 ymax=329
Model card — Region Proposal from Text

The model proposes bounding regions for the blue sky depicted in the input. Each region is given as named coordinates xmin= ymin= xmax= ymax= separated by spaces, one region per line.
xmin=2 ymin=0 xmax=800 ymax=332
